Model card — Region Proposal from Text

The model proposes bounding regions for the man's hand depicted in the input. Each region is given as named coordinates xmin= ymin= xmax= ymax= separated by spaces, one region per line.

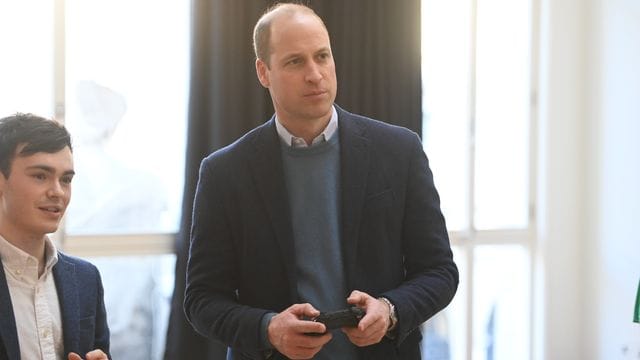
xmin=267 ymin=303 xmax=332 ymax=359
xmin=68 ymin=349 xmax=108 ymax=360
xmin=342 ymin=290 xmax=391 ymax=347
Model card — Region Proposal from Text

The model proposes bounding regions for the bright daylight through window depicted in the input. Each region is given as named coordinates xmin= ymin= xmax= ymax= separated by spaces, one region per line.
xmin=420 ymin=0 xmax=535 ymax=359
xmin=1 ymin=1 xmax=189 ymax=359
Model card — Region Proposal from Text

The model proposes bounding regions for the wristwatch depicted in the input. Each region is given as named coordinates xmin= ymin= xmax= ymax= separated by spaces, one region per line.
xmin=378 ymin=297 xmax=398 ymax=332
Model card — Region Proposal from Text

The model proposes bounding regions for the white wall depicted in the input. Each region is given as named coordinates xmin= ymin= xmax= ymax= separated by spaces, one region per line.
xmin=538 ymin=0 xmax=587 ymax=357
xmin=540 ymin=0 xmax=640 ymax=359
xmin=585 ymin=0 xmax=640 ymax=358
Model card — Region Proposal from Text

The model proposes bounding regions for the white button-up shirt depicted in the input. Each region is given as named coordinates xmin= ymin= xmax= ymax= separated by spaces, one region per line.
xmin=0 ymin=235 xmax=64 ymax=360
xmin=275 ymin=106 xmax=338 ymax=148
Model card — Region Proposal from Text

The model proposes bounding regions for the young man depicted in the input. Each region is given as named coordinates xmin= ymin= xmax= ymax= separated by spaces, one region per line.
xmin=0 ymin=113 xmax=110 ymax=360
xmin=184 ymin=3 xmax=458 ymax=359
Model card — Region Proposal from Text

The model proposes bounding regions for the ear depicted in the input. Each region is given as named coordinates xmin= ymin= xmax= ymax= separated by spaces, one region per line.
xmin=0 ymin=173 xmax=5 ymax=197
xmin=256 ymin=58 xmax=270 ymax=88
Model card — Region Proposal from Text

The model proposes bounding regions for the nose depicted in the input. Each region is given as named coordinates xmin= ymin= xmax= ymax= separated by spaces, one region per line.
xmin=305 ymin=62 xmax=323 ymax=83
xmin=47 ymin=180 xmax=65 ymax=198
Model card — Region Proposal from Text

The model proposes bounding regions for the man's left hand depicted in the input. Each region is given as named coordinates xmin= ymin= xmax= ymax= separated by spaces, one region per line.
xmin=342 ymin=290 xmax=391 ymax=347
xmin=68 ymin=349 xmax=108 ymax=360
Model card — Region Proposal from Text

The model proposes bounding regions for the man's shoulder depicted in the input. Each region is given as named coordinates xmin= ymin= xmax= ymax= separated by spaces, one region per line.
xmin=202 ymin=119 xmax=274 ymax=164
xmin=337 ymin=106 xmax=420 ymax=144
xmin=56 ymin=252 xmax=99 ymax=274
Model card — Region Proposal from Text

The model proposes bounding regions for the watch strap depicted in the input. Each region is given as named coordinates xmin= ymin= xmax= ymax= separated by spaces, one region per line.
xmin=378 ymin=297 xmax=398 ymax=333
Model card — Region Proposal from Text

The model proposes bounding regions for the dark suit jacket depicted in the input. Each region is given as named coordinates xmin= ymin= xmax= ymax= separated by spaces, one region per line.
xmin=184 ymin=106 xmax=458 ymax=359
xmin=0 ymin=252 xmax=110 ymax=360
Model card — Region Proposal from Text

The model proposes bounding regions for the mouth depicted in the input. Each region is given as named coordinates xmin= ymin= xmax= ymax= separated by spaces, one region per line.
xmin=39 ymin=205 xmax=63 ymax=214
xmin=304 ymin=90 xmax=328 ymax=97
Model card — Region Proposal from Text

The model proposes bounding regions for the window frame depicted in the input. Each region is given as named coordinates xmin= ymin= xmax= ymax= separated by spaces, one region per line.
xmin=50 ymin=0 xmax=181 ymax=257
xmin=421 ymin=0 xmax=541 ymax=358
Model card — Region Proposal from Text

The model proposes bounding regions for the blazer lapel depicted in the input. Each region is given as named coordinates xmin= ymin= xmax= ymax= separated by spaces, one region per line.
xmin=52 ymin=255 xmax=78 ymax=355
xmin=337 ymin=108 xmax=371 ymax=289
xmin=0 ymin=263 xmax=20 ymax=360
xmin=249 ymin=119 xmax=298 ymax=301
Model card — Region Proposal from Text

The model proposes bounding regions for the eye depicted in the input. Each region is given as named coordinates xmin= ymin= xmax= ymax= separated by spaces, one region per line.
xmin=61 ymin=175 xmax=74 ymax=185
xmin=32 ymin=173 xmax=47 ymax=181
xmin=286 ymin=57 xmax=302 ymax=66
xmin=317 ymin=52 xmax=331 ymax=61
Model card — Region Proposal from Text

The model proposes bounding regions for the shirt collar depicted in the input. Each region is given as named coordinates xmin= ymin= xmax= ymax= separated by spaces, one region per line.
xmin=275 ymin=105 xmax=338 ymax=148
xmin=0 ymin=234 xmax=59 ymax=280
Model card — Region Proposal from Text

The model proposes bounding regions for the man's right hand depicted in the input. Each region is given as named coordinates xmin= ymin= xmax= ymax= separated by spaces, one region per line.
xmin=267 ymin=303 xmax=332 ymax=359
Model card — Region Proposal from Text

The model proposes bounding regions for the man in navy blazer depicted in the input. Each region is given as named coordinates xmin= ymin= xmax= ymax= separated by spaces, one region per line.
xmin=0 ymin=113 xmax=110 ymax=360
xmin=185 ymin=3 xmax=458 ymax=359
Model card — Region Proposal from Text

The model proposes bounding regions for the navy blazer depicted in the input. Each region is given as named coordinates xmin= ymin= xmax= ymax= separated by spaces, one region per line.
xmin=185 ymin=106 xmax=458 ymax=359
xmin=0 ymin=252 xmax=110 ymax=360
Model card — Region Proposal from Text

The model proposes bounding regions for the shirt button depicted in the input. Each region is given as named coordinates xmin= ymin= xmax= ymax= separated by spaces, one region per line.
xmin=42 ymin=329 xmax=50 ymax=338
xmin=15 ymin=269 xmax=21 ymax=275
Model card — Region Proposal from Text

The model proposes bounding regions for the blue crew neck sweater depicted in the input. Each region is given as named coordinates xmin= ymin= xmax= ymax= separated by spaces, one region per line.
xmin=280 ymin=134 xmax=357 ymax=359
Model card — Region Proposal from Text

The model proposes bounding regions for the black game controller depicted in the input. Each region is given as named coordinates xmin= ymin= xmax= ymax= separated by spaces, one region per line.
xmin=311 ymin=306 xmax=365 ymax=331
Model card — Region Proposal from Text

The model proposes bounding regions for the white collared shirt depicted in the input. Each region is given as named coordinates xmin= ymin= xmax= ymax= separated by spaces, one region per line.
xmin=275 ymin=106 xmax=338 ymax=148
xmin=0 ymin=235 xmax=64 ymax=360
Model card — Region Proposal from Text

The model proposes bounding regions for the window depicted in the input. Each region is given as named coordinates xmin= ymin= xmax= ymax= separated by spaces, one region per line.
xmin=62 ymin=1 xmax=190 ymax=358
xmin=420 ymin=0 xmax=537 ymax=359
xmin=1 ymin=1 xmax=190 ymax=359
xmin=0 ymin=0 xmax=55 ymax=117
xmin=64 ymin=0 xmax=189 ymax=238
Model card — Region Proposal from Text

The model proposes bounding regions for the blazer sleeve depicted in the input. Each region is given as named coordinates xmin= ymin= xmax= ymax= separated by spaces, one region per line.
xmin=183 ymin=154 xmax=270 ymax=351
xmin=381 ymin=133 xmax=459 ymax=345
xmin=57 ymin=254 xmax=111 ymax=359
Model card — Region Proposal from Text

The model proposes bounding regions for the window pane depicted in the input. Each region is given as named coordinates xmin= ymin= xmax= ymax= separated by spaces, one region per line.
xmin=0 ymin=1 xmax=54 ymax=117
xmin=473 ymin=245 xmax=530 ymax=360
xmin=421 ymin=0 xmax=472 ymax=231
xmin=64 ymin=0 xmax=189 ymax=234
xmin=88 ymin=255 xmax=176 ymax=360
xmin=422 ymin=246 xmax=468 ymax=360
xmin=474 ymin=0 xmax=531 ymax=229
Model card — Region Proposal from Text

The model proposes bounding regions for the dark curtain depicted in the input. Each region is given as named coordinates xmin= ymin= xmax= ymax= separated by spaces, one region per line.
xmin=164 ymin=1 xmax=421 ymax=359
xmin=313 ymin=0 xmax=423 ymax=133
xmin=163 ymin=1 xmax=272 ymax=359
